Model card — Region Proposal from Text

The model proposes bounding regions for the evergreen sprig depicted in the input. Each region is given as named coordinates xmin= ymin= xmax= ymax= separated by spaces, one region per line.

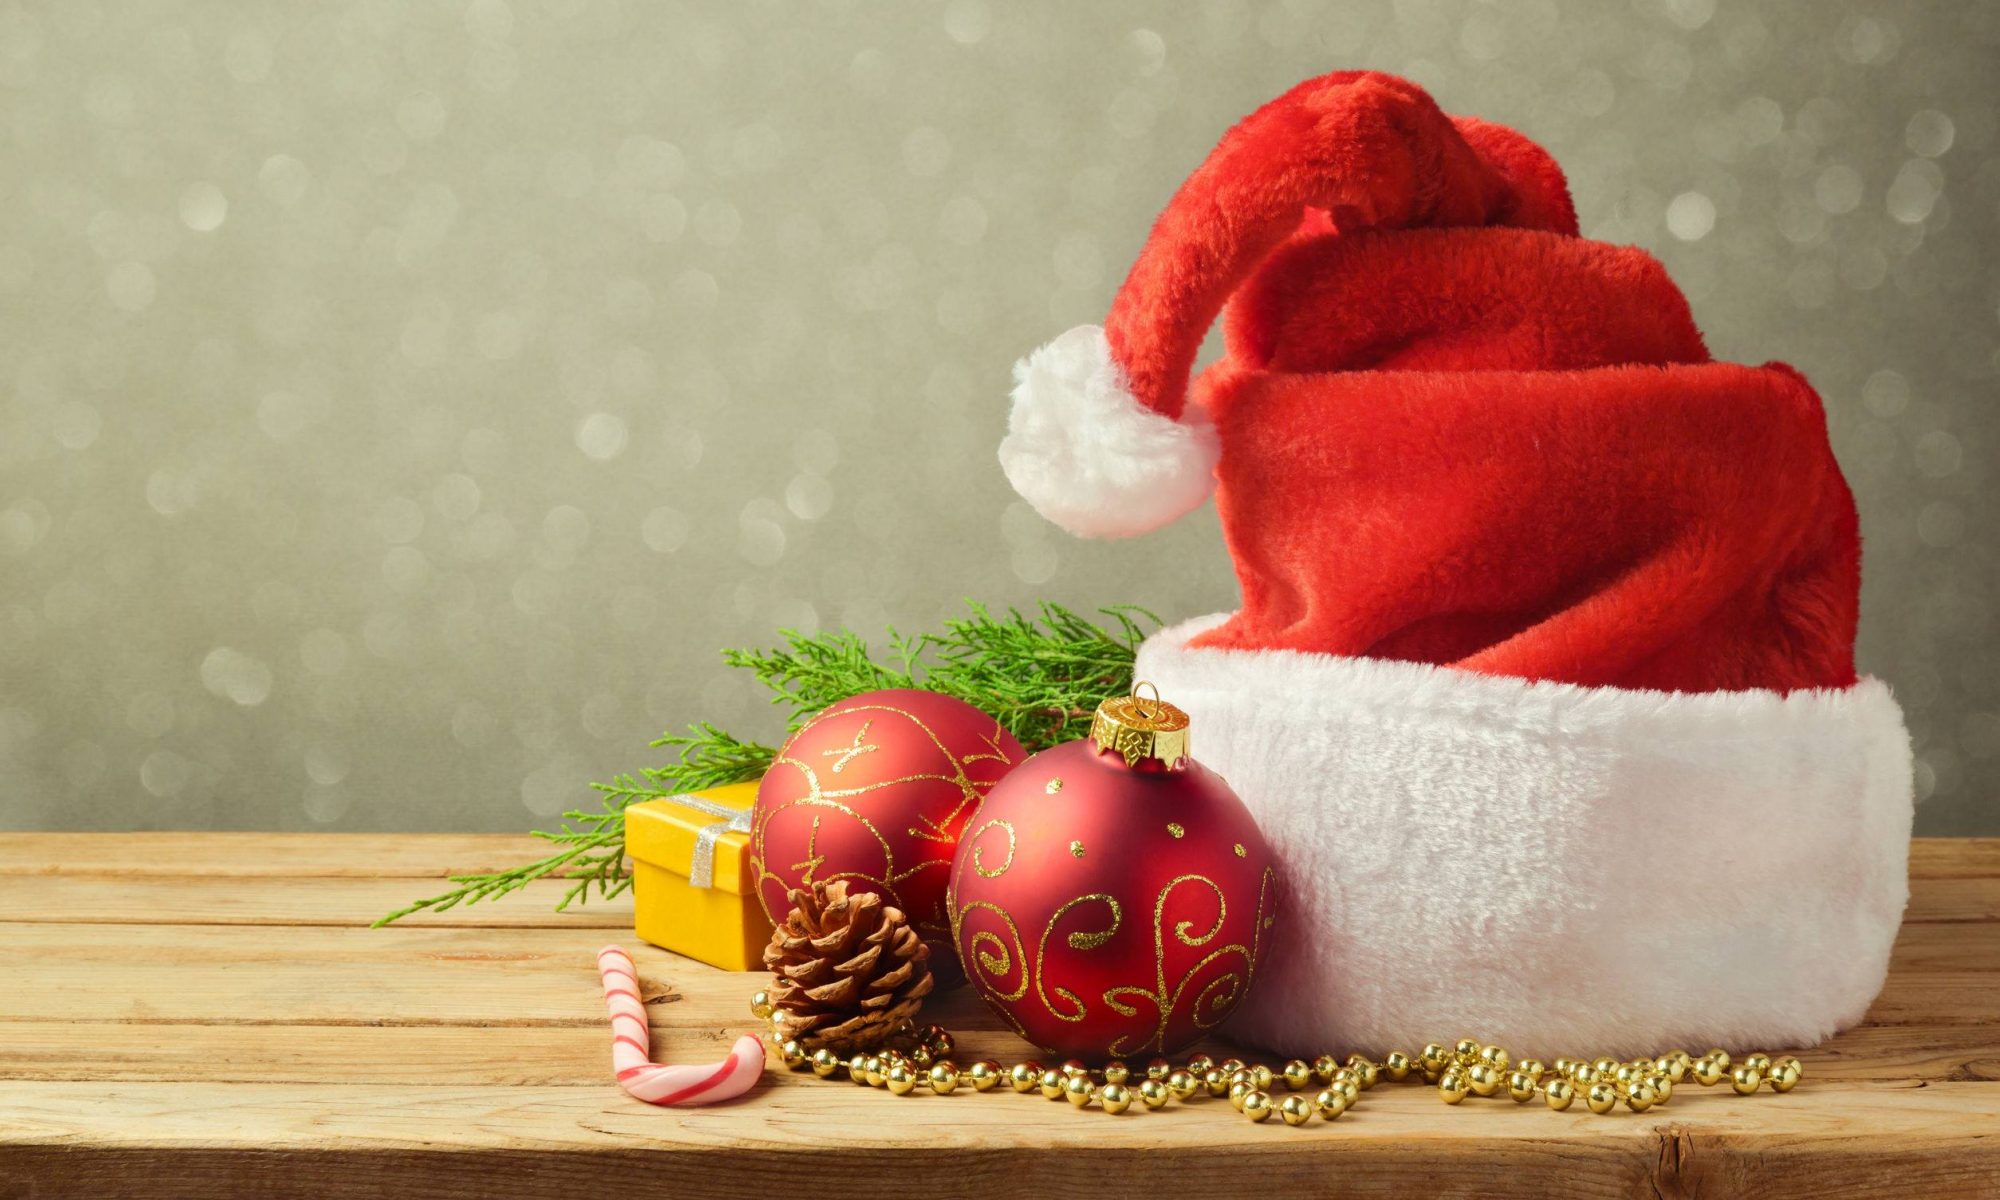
xmin=374 ymin=600 xmax=1155 ymax=926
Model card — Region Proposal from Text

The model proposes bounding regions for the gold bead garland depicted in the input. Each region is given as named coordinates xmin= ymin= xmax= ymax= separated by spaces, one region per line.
xmin=758 ymin=999 xmax=1804 ymax=1126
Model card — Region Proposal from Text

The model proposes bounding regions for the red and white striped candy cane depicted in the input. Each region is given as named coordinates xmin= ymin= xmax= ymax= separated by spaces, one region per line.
xmin=597 ymin=945 xmax=764 ymax=1106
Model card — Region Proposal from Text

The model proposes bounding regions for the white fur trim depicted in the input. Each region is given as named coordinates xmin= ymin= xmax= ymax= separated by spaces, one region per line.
xmin=998 ymin=325 xmax=1219 ymax=539
xmin=1136 ymin=614 xmax=1914 ymax=1058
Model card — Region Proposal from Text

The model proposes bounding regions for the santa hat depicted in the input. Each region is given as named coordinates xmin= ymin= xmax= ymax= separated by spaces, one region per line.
xmin=1000 ymin=72 xmax=1912 ymax=1056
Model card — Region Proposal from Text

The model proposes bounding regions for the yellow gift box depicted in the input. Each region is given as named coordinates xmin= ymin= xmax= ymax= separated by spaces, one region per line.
xmin=627 ymin=782 xmax=774 ymax=972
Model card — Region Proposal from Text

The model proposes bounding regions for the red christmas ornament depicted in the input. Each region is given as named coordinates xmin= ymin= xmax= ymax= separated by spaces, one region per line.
xmin=948 ymin=687 xmax=1277 ymax=1060
xmin=751 ymin=689 xmax=1025 ymax=978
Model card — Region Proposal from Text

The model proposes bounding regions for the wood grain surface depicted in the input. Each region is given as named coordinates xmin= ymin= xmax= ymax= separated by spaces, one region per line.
xmin=1 ymin=834 xmax=1995 ymax=1198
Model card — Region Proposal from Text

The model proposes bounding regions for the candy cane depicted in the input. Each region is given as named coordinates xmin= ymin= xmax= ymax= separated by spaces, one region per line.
xmin=597 ymin=945 xmax=765 ymax=1106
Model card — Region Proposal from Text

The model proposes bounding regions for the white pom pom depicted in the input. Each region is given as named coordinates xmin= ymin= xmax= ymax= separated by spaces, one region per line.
xmin=997 ymin=325 xmax=1219 ymax=539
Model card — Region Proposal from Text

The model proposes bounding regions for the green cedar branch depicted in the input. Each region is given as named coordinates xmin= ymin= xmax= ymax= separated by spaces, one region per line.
xmin=374 ymin=600 xmax=1152 ymax=925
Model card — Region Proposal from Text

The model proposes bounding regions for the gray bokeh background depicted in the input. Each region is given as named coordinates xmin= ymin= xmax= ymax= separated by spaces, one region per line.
xmin=2 ymin=0 xmax=1995 ymax=835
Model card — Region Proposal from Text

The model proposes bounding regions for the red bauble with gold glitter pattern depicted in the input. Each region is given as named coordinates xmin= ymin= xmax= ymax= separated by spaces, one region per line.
xmin=948 ymin=689 xmax=1277 ymax=1060
xmin=751 ymin=689 xmax=1025 ymax=977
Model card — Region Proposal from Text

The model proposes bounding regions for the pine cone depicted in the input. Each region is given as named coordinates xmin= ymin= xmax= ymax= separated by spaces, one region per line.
xmin=763 ymin=880 xmax=934 ymax=1053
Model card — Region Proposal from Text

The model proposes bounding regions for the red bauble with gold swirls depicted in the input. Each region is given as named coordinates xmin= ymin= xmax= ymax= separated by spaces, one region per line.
xmin=948 ymin=689 xmax=1277 ymax=1060
xmin=751 ymin=689 xmax=1026 ymax=979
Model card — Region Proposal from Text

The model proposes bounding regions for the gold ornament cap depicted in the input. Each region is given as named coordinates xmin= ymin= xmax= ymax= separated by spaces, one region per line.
xmin=1090 ymin=682 xmax=1191 ymax=767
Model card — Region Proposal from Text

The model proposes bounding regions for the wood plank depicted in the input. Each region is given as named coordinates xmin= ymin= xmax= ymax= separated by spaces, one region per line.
xmin=0 ymin=1080 xmax=1996 ymax=1198
xmin=0 ymin=874 xmax=634 ymax=929
xmin=0 ymin=832 xmax=560 ymax=878
xmin=0 ymin=925 xmax=676 ymax=1027
xmin=1904 ymin=876 xmax=2000 ymax=923
xmin=1909 ymin=838 xmax=2000 ymax=879
xmin=5 ymin=1011 xmax=1992 ymax=1088
xmin=6 ymin=920 xmax=1991 ymax=1026
xmin=2 ymin=834 xmax=1996 ymax=1198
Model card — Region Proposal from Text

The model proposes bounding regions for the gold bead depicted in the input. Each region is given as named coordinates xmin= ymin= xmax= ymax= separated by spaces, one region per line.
xmin=778 ymin=1039 xmax=807 ymax=1069
xmin=927 ymin=1063 xmax=960 ymax=1095
xmin=1730 ymin=1065 xmax=1762 ymax=1095
xmin=1515 ymin=1058 xmax=1544 ymax=1082
xmin=1065 ymin=1074 xmax=1095 ymax=1107
xmin=909 ymin=1045 xmax=935 ymax=1069
xmin=1186 ymin=1053 xmax=1216 ymax=1077
xmin=1453 ymin=1038 xmax=1482 ymax=1062
xmin=1010 ymin=1061 xmax=1044 ymax=1093
xmin=810 ymin=1048 xmax=841 ymax=1078
xmin=1228 ymin=1081 xmax=1253 ymax=1111
xmin=967 ymin=1061 xmax=1002 ymax=1092
xmin=1352 ymin=1060 xmax=1381 ymax=1090
xmin=1705 ymin=1048 xmax=1732 ymax=1072
xmin=1139 ymin=1078 xmax=1171 ymax=1109
xmin=1242 ymin=1090 xmax=1274 ymax=1122
xmin=1478 ymin=1045 xmax=1510 ymax=1072
xmin=1039 ymin=1068 xmax=1067 ymax=1099
xmin=1544 ymin=1078 xmax=1575 ymax=1111
xmin=1438 ymin=1069 xmax=1470 ymax=1104
xmin=1249 ymin=1064 xmax=1276 ymax=1092
xmin=1571 ymin=1064 xmax=1601 ymax=1086
xmin=1648 ymin=1073 xmax=1673 ymax=1105
xmin=1314 ymin=1088 xmax=1350 ymax=1120
xmin=1102 ymin=1060 xmax=1130 ymax=1086
xmin=1219 ymin=1058 xmax=1247 ymax=1076
xmin=1282 ymin=1059 xmax=1314 ymax=1091
xmin=1328 ymin=1066 xmax=1357 ymax=1088
xmin=1466 ymin=1063 xmax=1502 ymax=1097
xmin=864 ymin=1055 xmax=887 ymax=1087
xmin=1743 ymin=1053 xmax=1772 ymax=1076
xmin=1279 ymin=1094 xmax=1313 ymax=1126
xmin=1061 ymin=1058 xmax=1091 ymax=1077
xmin=1419 ymin=1043 xmax=1451 ymax=1072
xmin=749 ymin=990 xmax=774 ymax=1020
xmin=1585 ymin=1082 xmax=1618 ymax=1114
xmin=1381 ymin=1052 xmax=1416 ymax=1082
xmin=1166 ymin=1069 xmax=1200 ymax=1100
xmin=1654 ymin=1054 xmax=1681 ymax=1081
xmin=1505 ymin=1070 xmax=1537 ymax=1102
xmin=1591 ymin=1057 xmax=1619 ymax=1076
xmin=1203 ymin=1068 xmax=1230 ymax=1097
xmin=1335 ymin=1078 xmax=1360 ymax=1106
xmin=1613 ymin=1063 xmax=1646 ymax=1088
xmin=1551 ymin=1057 xmax=1576 ymax=1079
xmin=1625 ymin=1081 xmax=1657 ymax=1112
xmin=886 ymin=1063 xmax=918 ymax=1095
xmin=1692 ymin=1056 xmax=1726 ymax=1086
xmin=1769 ymin=1058 xmax=1802 ymax=1093
xmin=1313 ymin=1053 xmax=1341 ymax=1083
xmin=1145 ymin=1057 xmax=1174 ymax=1082
xmin=1099 ymin=1082 xmax=1131 ymax=1114
xmin=848 ymin=1053 xmax=871 ymax=1085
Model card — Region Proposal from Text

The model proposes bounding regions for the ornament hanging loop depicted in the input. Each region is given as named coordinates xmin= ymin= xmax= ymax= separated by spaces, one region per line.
xmin=1090 ymin=685 xmax=1192 ymax=767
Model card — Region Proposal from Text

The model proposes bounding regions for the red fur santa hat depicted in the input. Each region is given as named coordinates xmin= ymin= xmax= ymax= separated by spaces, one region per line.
xmin=999 ymin=72 xmax=1912 ymax=1056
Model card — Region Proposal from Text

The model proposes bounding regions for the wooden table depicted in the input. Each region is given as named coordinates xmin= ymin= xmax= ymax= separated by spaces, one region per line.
xmin=2 ymin=835 xmax=1996 ymax=1197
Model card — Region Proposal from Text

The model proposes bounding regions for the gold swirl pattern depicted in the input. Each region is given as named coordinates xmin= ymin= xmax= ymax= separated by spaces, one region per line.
xmin=748 ymin=699 xmax=1013 ymax=940
xmin=1037 ymin=893 xmax=1122 ymax=1023
xmin=951 ymin=850 xmax=1281 ymax=1058
xmin=970 ymin=818 xmax=1014 ymax=879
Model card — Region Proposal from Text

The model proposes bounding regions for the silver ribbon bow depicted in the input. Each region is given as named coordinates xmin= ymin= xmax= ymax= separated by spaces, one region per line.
xmin=668 ymin=792 xmax=754 ymax=890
